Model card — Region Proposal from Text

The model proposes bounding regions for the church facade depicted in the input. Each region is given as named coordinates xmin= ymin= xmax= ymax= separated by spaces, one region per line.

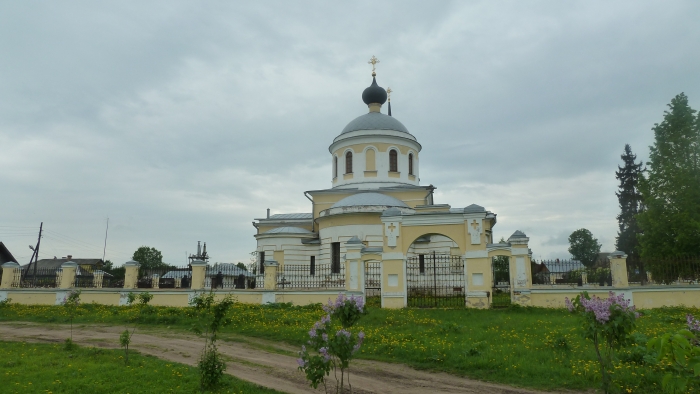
xmin=252 ymin=60 xmax=533 ymax=308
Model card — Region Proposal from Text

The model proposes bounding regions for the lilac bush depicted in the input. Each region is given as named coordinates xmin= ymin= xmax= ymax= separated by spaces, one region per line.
xmin=565 ymin=291 xmax=638 ymax=394
xmin=298 ymin=293 xmax=366 ymax=393
xmin=688 ymin=314 xmax=700 ymax=333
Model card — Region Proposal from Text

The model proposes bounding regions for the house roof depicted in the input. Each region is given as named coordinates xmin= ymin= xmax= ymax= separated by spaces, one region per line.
xmin=21 ymin=258 xmax=104 ymax=271
xmin=0 ymin=242 xmax=18 ymax=264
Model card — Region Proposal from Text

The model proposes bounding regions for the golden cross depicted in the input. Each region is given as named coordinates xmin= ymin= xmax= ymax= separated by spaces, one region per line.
xmin=386 ymin=87 xmax=392 ymax=102
xmin=368 ymin=55 xmax=380 ymax=73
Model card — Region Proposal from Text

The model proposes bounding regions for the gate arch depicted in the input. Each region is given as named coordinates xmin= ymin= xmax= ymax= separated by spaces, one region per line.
xmin=405 ymin=233 xmax=465 ymax=308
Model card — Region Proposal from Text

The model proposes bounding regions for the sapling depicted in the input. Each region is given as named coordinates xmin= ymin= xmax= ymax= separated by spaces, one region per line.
xmin=190 ymin=291 xmax=235 ymax=390
xmin=119 ymin=328 xmax=136 ymax=364
xmin=62 ymin=289 xmax=81 ymax=349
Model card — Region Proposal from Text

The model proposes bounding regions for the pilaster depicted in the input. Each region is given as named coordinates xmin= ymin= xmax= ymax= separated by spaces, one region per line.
xmin=123 ymin=260 xmax=140 ymax=290
xmin=1 ymin=262 xmax=20 ymax=289
xmin=190 ymin=260 xmax=207 ymax=290
xmin=59 ymin=261 xmax=78 ymax=289
xmin=263 ymin=260 xmax=279 ymax=290
xmin=610 ymin=251 xmax=629 ymax=288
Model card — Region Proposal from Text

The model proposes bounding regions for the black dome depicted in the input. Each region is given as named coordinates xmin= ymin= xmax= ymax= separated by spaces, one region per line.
xmin=362 ymin=77 xmax=387 ymax=105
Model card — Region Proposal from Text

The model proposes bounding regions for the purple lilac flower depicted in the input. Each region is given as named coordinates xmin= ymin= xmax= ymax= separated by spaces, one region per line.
xmin=319 ymin=347 xmax=331 ymax=362
xmin=578 ymin=292 xmax=636 ymax=324
xmin=688 ymin=314 xmax=700 ymax=332
xmin=336 ymin=329 xmax=351 ymax=338
xmin=322 ymin=333 xmax=328 ymax=342
xmin=564 ymin=297 xmax=574 ymax=312
xmin=309 ymin=328 xmax=317 ymax=338
xmin=297 ymin=358 xmax=306 ymax=367
xmin=321 ymin=314 xmax=331 ymax=324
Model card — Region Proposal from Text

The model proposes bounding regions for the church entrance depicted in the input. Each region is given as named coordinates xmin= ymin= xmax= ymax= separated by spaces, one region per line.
xmin=491 ymin=256 xmax=512 ymax=308
xmin=406 ymin=252 xmax=465 ymax=308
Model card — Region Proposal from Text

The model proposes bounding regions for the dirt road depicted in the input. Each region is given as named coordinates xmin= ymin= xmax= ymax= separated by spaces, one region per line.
xmin=0 ymin=322 xmax=564 ymax=394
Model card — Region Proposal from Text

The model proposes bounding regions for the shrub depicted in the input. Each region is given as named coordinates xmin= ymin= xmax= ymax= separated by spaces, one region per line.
xmin=648 ymin=314 xmax=700 ymax=393
xmin=565 ymin=291 xmax=638 ymax=393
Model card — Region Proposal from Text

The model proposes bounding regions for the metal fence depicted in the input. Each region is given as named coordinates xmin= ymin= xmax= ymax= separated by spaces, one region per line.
xmin=629 ymin=256 xmax=700 ymax=285
xmin=19 ymin=267 xmax=61 ymax=288
xmin=138 ymin=266 xmax=192 ymax=289
xmin=276 ymin=263 xmax=345 ymax=289
xmin=365 ymin=261 xmax=381 ymax=298
xmin=531 ymin=259 xmax=612 ymax=286
xmin=205 ymin=264 xmax=261 ymax=289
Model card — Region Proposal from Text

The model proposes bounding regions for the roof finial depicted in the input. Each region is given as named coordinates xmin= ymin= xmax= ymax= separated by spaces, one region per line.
xmin=387 ymin=87 xmax=392 ymax=116
xmin=368 ymin=55 xmax=379 ymax=77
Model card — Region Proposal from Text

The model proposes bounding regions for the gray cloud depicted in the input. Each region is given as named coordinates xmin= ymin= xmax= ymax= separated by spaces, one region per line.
xmin=1 ymin=1 xmax=699 ymax=265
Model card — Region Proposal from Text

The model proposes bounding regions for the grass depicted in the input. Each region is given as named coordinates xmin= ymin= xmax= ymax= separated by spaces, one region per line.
xmin=1 ymin=299 xmax=699 ymax=392
xmin=0 ymin=340 xmax=284 ymax=394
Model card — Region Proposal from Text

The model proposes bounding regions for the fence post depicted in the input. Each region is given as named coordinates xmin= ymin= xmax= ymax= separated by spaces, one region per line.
xmin=190 ymin=260 xmax=207 ymax=290
xmin=264 ymin=260 xmax=278 ymax=290
xmin=1 ymin=262 xmax=20 ymax=289
xmin=93 ymin=270 xmax=105 ymax=289
xmin=610 ymin=251 xmax=629 ymax=288
xmin=123 ymin=260 xmax=140 ymax=289
xmin=345 ymin=237 xmax=363 ymax=292
xmin=59 ymin=261 xmax=78 ymax=289
xmin=508 ymin=231 xmax=532 ymax=307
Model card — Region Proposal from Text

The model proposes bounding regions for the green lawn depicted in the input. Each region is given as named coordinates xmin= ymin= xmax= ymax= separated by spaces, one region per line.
xmin=0 ymin=340 xmax=284 ymax=394
xmin=1 ymin=299 xmax=698 ymax=392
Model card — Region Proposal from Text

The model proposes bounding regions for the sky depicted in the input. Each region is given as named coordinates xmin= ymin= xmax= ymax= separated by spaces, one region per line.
xmin=1 ymin=1 xmax=699 ymax=266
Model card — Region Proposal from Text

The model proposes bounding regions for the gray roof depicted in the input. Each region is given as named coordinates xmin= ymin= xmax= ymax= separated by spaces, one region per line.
xmin=341 ymin=112 xmax=410 ymax=134
xmin=509 ymin=230 xmax=528 ymax=238
xmin=331 ymin=193 xmax=409 ymax=209
xmin=264 ymin=226 xmax=313 ymax=234
xmin=0 ymin=242 xmax=18 ymax=264
xmin=464 ymin=204 xmax=486 ymax=213
xmin=21 ymin=258 xmax=103 ymax=270
xmin=267 ymin=213 xmax=313 ymax=220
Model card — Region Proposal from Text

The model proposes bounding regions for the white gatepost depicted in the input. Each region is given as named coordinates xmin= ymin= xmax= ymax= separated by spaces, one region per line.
xmin=345 ymin=237 xmax=363 ymax=293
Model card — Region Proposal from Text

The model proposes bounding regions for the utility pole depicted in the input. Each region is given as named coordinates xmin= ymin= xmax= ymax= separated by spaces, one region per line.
xmin=29 ymin=222 xmax=43 ymax=286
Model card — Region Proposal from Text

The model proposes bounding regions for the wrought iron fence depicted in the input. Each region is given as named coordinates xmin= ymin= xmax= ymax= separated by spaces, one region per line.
xmin=365 ymin=261 xmax=381 ymax=298
xmin=277 ymin=263 xmax=345 ymax=289
xmin=102 ymin=275 xmax=125 ymax=288
xmin=138 ymin=266 xmax=192 ymax=289
xmin=19 ymin=267 xmax=61 ymax=288
xmin=205 ymin=264 xmax=260 ymax=289
xmin=74 ymin=275 xmax=94 ymax=288
xmin=629 ymin=256 xmax=700 ymax=285
xmin=531 ymin=259 xmax=612 ymax=286
xmin=406 ymin=254 xmax=465 ymax=308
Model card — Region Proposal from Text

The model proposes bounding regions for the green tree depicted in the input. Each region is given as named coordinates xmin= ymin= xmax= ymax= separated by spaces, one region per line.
xmin=615 ymin=144 xmax=644 ymax=259
xmin=236 ymin=262 xmax=247 ymax=271
xmin=568 ymin=229 xmax=601 ymax=268
xmin=132 ymin=246 xmax=166 ymax=269
xmin=638 ymin=93 xmax=700 ymax=258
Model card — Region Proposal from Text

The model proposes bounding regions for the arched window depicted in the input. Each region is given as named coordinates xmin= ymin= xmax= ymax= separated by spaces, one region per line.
xmin=389 ymin=149 xmax=398 ymax=172
xmin=408 ymin=153 xmax=414 ymax=175
xmin=333 ymin=156 xmax=338 ymax=178
xmin=345 ymin=151 xmax=353 ymax=174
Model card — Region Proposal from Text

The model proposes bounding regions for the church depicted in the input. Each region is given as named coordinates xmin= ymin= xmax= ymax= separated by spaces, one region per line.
xmin=252 ymin=57 xmax=533 ymax=308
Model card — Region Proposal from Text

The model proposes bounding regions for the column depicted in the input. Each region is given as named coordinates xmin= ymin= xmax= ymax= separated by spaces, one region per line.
xmin=190 ymin=260 xmax=207 ymax=290
xmin=123 ymin=260 xmax=140 ymax=289
xmin=59 ymin=261 xmax=78 ymax=289
xmin=263 ymin=260 xmax=278 ymax=290
xmin=610 ymin=251 xmax=629 ymax=288
xmin=1 ymin=262 xmax=21 ymax=289
xmin=508 ymin=231 xmax=532 ymax=307
xmin=345 ymin=237 xmax=363 ymax=292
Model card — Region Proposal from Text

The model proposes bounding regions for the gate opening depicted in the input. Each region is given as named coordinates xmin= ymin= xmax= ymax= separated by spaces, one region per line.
xmin=407 ymin=252 xmax=465 ymax=308
xmin=364 ymin=261 xmax=381 ymax=308
xmin=491 ymin=255 xmax=512 ymax=308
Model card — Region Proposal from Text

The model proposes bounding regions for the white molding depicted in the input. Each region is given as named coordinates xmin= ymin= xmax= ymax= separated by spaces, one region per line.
xmin=465 ymin=250 xmax=488 ymax=258
xmin=382 ymin=291 xmax=405 ymax=298
xmin=400 ymin=214 xmax=465 ymax=226
xmin=467 ymin=291 xmax=488 ymax=297
xmin=382 ymin=252 xmax=404 ymax=260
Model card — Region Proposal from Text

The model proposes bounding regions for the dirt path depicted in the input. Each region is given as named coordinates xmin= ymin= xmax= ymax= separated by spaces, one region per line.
xmin=0 ymin=322 xmax=567 ymax=394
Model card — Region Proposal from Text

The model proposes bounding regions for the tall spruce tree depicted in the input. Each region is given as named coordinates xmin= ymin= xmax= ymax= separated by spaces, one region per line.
xmin=615 ymin=144 xmax=644 ymax=260
xmin=638 ymin=93 xmax=700 ymax=258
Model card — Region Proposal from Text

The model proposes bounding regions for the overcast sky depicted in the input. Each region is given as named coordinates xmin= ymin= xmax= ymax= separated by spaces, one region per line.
xmin=1 ymin=1 xmax=699 ymax=266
